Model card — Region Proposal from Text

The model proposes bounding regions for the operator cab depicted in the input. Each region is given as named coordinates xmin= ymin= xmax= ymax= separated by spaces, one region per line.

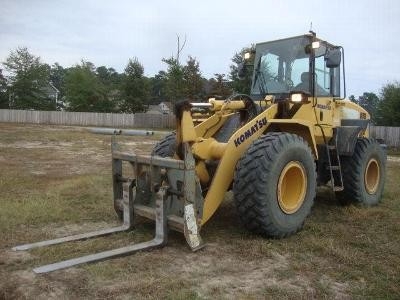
xmin=243 ymin=34 xmax=343 ymax=101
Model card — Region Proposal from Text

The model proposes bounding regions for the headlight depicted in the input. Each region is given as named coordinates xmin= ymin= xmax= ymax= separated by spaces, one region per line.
xmin=312 ymin=41 xmax=320 ymax=49
xmin=291 ymin=93 xmax=303 ymax=102
xmin=290 ymin=92 xmax=310 ymax=104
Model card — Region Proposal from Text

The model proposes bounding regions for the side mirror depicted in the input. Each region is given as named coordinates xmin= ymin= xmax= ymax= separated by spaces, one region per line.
xmin=238 ymin=62 xmax=246 ymax=79
xmin=325 ymin=48 xmax=341 ymax=68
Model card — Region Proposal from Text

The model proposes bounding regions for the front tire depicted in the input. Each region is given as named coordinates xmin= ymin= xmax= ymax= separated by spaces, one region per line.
xmin=233 ymin=133 xmax=316 ymax=238
xmin=152 ymin=132 xmax=176 ymax=157
xmin=336 ymin=138 xmax=386 ymax=206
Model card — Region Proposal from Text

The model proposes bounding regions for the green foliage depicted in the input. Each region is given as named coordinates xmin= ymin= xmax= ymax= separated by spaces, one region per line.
xmin=3 ymin=47 xmax=54 ymax=110
xmin=375 ymin=81 xmax=400 ymax=126
xmin=119 ymin=58 xmax=150 ymax=113
xmin=0 ymin=69 xmax=8 ymax=108
xmin=96 ymin=65 xmax=122 ymax=110
xmin=162 ymin=55 xmax=207 ymax=102
xmin=162 ymin=57 xmax=185 ymax=103
xmin=49 ymin=63 xmax=66 ymax=110
xmin=229 ymin=46 xmax=254 ymax=95
xmin=183 ymin=56 xmax=204 ymax=100
xmin=358 ymin=92 xmax=379 ymax=123
xmin=149 ymin=71 xmax=167 ymax=104
xmin=50 ymin=63 xmax=66 ymax=93
xmin=208 ymin=74 xmax=232 ymax=98
xmin=96 ymin=66 xmax=120 ymax=87
xmin=64 ymin=61 xmax=114 ymax=112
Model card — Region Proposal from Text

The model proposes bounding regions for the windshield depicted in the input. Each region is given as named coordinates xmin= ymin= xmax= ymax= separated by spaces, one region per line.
xmin=251 ymin=36 xmax=314 ymax=97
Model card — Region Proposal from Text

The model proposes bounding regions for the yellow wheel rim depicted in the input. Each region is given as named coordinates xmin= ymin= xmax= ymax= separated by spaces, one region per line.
xmin=364 ymin=158 xmax=380 ymax=194
xmin=277 ymin=161 xmax=307 ymax=214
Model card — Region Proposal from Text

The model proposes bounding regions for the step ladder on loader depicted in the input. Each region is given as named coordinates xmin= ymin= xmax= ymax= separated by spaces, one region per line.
xmin=13 ymin=135 xmax=205 ymax=274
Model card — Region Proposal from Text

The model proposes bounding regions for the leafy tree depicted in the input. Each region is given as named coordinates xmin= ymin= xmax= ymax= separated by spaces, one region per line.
xmin=349 ymin=95 xmax=356 ymax=103
xmin=358 ymin=92 xmax=379 ymax=123
xmin=96 ymin=66 xmax=121 ymax=87
xmin=208 ymin=74 xmax=232 ymax=98
xmin=50 ymin=63 xmax=65 ymax=92
xmin=183 ymin=56 xmax=204 ymax=100
xmin=96 ymin=66 xmax=122 ymax=110
xmin=0 ymin=69 xmax=8 ymax=108
xmin=64 ymin=61 xmax=113 ymax=112
xmin=119 ymin=58 xmax=150 ymax=113
xmin=149 ymin=71 xmax=167 ymax=104
xmin=162 ymin=57 xmax=185 ymax=103
xmin=375 ymin=82 xmax=400 ymax=126
xmin=50 ymin=63 xmax=66 ymax=110
xmin=229 ymin=46 xmax=255 ymax=95
xmin=3 ymin=47 xmax=54 ymax=110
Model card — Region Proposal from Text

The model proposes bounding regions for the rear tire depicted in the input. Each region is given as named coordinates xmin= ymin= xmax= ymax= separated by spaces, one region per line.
xmin=335 ymin=138 xmax=386 ymax=206
xmin=233 ymin=133 xmax=316 ymax=238
xmin=152 ymin=132 xmax=176 ymax=157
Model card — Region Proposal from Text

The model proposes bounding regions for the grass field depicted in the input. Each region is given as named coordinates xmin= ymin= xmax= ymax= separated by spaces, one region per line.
xmin=0 ymin=123 xmax=399 ymax=299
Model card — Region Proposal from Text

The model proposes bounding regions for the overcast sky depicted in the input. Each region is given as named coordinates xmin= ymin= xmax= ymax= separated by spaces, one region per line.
xmin=1 ymin=0 xmax=399 ymax=97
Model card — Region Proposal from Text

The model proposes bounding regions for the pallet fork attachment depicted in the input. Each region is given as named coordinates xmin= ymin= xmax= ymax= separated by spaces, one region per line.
xmin=13 ymin=135 xmax=204 ymax=274
xmin=13 ymin=179 xmax=168 ymax=274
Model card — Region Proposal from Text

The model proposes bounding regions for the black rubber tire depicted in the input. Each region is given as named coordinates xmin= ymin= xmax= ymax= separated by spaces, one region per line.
xmin=233 ymin=133 xmax=316 ymax=238
xmin=335 ymin=138 xmax=386 ymax=206
xmin=152 ymin=132 xmax=176 ymax=157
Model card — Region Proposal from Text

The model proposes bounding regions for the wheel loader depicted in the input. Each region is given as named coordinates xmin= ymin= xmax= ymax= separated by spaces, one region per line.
xmin=14 ymin=32 xmax=386 ymax=273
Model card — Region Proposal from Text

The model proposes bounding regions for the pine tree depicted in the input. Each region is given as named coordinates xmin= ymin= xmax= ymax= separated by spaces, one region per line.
xmin=119 ymin=58 xmax=150 ymax=113
xmin=183 ymin=56 xmax=204 ymax=100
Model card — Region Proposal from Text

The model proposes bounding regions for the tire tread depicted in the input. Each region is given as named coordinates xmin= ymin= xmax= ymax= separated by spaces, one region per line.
xmin=233 ymin=132 xmax=316 ymax=238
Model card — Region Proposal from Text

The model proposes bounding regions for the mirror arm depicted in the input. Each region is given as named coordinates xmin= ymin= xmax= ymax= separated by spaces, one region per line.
xmin=340 ymin=46 xmax=346 ymax=98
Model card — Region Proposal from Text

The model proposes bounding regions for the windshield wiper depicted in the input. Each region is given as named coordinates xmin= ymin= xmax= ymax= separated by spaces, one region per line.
xmin=252 ymin=57 xmax=267 ymax=97
xmin=258 ymin=71 xmax=267 ymax=97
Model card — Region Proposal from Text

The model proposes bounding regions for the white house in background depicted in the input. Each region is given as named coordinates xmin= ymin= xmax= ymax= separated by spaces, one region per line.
xmin=46 ymin=82 xmax=62 ymax=109
xmin=159 ymin=102 xmax=171 ymax=114
xmin=8 ymin=81 xmax=62 ymax=110
xmin=146 ymin=102 xmax=172 ymax=114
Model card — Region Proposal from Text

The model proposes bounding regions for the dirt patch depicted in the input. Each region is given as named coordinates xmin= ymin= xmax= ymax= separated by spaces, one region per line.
xmin=192 ymin=251 xmax=293 ymax=298
xmin=1 ymin=270 xmax=38 ymax=300
xmin=388 ymin=155 xmax=400 ymax=164
xmin=0 ymin=141 xmax=75 ymax=149
xmin=0 ymin=132 xmax=158 ymax=177
xmin=0 ymin=249 xmax=32 ymax=265
xmin=1 ymin=269 xmax=88 ymax=300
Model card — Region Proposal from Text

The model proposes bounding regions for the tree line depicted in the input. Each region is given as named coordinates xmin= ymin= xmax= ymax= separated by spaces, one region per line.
xmin=348 ymin=85 xmax=400 ymax=126
xmin=0 ymin=47 xmax=237 ymax=113
xmin=0 ymin=46 xmax=399 ymax=126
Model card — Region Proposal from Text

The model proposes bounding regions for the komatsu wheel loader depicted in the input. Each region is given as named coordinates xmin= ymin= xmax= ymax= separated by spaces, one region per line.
xmin=14 ymin=32 xmax=386 ymax=273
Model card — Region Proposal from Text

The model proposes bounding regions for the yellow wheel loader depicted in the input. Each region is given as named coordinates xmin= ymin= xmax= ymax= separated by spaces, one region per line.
xmin=14 ymin=32 xmax=386 ymax=273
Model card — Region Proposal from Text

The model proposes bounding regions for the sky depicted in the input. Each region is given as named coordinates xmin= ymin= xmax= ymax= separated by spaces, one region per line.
xmin=1 ymin=0 xmax=399 ymax=97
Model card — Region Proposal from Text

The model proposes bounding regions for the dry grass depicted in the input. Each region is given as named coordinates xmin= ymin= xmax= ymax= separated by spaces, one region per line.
xmin=0 ymin=123 xmax=399 ymax=299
